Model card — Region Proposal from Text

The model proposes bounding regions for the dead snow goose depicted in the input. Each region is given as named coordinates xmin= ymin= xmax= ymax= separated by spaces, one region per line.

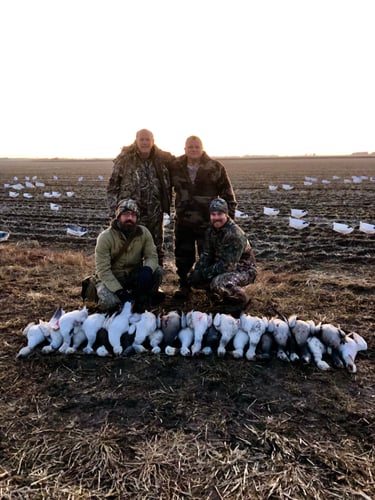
xmin=239 ymin=313 xmax=269 ymax=361
xmin=128 ymin=310 xmax=157 ymax=353
xmin=339 ymin=332 xmax=367 ymax=373
xmin=186 ymin=311 xmax=213 ymax=356
xmin=213 ymin=313 xmax=239 ymax=357
xmin=58 ymin=306 xmax=89 ymax=354
xmin=105 ymin=301 xmax=133 ymax=355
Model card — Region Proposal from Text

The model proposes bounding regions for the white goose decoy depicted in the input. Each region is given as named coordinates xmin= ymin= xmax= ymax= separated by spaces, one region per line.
xmin=282 ymin=184 xmax=294 ymax=190
xmin=163 ymin=213 xmax=171 ymax=226
xmin=23 ymin=193 xmax=33 ymax=199
xmin=35 ymin=181 xmax=45 ymax=187
xmin=290 ymin=209 xmax=308 ymax=219
xmin=66 ymin=191 xmax=75 ymax=197
xmin=304 ymin=181 xmax=313 ymax=186
xmin=50 ymin=203 xmax=62 ymax=211
xmin=263 ymin=207 xmax=280 ymax=216
xmin=235 ymin=209 xmax=249 ymax=219
xmin=321 ymin=179 xmax=331 ymax=185
xmin=268 ymin=185 xmax=278 ymax=191
xmin=333 ymin=222 xmax=354 ymax=235
xmin=9 ymin=191 xmax=19 ymax=198
xmin=359 ymin=221 xmax=375 ymax=235
xmin=289 ymin=217 xmax=309 ymax=230
xmin=25 ymin=181 xmax=35 ymax=188
xmin=0 ymin=231 xmax=10 ymax=242
xmin=66 ymin=225 xmax=88 ymax=237
xmin=11 ymin=183 xmax=24 ymax=190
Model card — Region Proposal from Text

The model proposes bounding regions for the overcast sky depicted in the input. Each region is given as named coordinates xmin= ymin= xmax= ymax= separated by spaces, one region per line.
xmin=1 ymin=0 xmax=374 ymax=158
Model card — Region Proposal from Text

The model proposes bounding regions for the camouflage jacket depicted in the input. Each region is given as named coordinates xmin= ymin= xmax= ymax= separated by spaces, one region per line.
xmin=169 ymin=152 xmax=237 ymax=230
xmin=195 ymin=218 xmax=256 ymax=281
xmin=95 ymin=221 xmax=158 ymax=293
xmin=107 ymin=144 xmax=174 ymax=218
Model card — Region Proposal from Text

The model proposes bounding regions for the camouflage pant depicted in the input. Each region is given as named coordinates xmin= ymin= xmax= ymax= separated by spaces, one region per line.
xmin=96 ymin=266 xmax=163 ymax=311
xmin=193 ymin=261 xmax=257 ymax=306
xmin=139 ymin=212 xmax=164 ymax=265
xmin=210 ymin=266 xmax=257 ymax=305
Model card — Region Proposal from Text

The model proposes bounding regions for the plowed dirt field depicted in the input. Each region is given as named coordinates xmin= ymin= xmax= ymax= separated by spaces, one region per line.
xmin=0 ymin=156 xmax=374 ymax=499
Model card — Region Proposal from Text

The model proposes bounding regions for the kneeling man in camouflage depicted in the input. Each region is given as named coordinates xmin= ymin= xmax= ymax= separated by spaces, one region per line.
xmin=187 ymin=198 xmax=257 ymax=312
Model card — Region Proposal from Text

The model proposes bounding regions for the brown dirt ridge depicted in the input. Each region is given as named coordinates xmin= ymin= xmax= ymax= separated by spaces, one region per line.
xmin=0 ymin=157 xmax=374 ymax=499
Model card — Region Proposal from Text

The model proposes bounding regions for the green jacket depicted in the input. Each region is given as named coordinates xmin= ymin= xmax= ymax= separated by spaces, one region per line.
xmin=95 ymin=222 xmax=158 ymax=292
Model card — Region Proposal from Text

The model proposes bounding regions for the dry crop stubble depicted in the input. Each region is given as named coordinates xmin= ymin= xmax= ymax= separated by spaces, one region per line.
xmin=0 ymin=156 xmax=374 ymax=499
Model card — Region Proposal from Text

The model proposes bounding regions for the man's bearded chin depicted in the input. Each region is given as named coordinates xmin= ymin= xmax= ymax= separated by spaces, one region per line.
xmin=119 ymin=220 xmax=136 ymax=232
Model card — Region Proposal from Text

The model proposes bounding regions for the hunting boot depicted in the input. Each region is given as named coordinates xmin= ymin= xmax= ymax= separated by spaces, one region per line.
xmin=151 ymin=266 xmax=166 ymax=304
xmin=173 ymin=277 xmax=191 ymax=300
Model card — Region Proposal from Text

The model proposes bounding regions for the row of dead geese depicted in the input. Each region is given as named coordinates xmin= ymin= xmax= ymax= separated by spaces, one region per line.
xmin=17 ymin=304 xmax=367 ymax=373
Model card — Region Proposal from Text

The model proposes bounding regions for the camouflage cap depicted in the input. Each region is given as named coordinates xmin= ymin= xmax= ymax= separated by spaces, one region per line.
xmin=116 ymin=199 xmax=140 ymax=218
xmin=209 ymin=197 xmax=228 ymax=214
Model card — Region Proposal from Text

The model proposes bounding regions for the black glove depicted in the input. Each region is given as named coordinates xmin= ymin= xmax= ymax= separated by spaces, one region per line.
xmin=115 ymin=289 xmax=132 ymax=303
xmin=137 ymin=266 xmax=153 ymax=291
xmin=188 ymin=269 xmax=203 ymax=287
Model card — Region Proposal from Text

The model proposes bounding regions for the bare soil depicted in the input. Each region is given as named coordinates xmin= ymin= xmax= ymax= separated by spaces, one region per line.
xmin=0 ymin=157 xmax=374 ymax=499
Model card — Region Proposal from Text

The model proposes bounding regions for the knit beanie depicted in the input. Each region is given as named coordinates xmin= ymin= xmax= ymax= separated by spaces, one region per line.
xmin=209 ymin=197 xmax=228 ymax=214
xmin=116 ymin=199 xmax=140 ymax=218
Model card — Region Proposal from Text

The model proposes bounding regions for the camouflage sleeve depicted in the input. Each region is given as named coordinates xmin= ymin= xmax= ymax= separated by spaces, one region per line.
xmin=107 ymin=160 xmax=123 ymax=217
xmin=214 ymin=162 xmax=237 ymax=219
xmin=141 ymin=227 xmax=159 ymax=272
xmin=196 ymin=230 xmax=245 ymax=280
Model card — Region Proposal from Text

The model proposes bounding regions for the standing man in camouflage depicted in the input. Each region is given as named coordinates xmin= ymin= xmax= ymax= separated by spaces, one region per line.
xmin=107 ymin=129 xmax=173 ymax=267
xmin=170 ymin=136 xmax=237 ymax=299
xmin=187 ymin=198 xmax=257 ymax=311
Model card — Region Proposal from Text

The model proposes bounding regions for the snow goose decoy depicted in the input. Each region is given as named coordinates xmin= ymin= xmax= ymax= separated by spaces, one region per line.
xmin=66 ymin=225 xmax=88 ymax=237
xmin=163 ymin=213 xmax=171 ymax=226
xmin=359 ymin=221 xmax=375 ymax=235
xmin=289 ymin=217 xmax=309 ymax=230
xmin=333 ymin=222 xmax=354 ymax=235
xmin=263 ymin=207 xmax=280 ymax=216
xmin=290 ymin=209 xmax=308 ymax=219
xmin=50 ymin=203 xmax=62 ymax=211
xmin=0 ymin=231 xmax=10 ymax=242
xmin=235 ymin=209 xmax=249 ymax=219
xmin=282 ymin=184 xmax=294 ymax=190
xmin=268 ymin=185 xmax=278 ymax=191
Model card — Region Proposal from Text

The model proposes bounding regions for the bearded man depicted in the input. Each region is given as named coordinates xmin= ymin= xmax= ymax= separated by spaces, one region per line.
xmin=94 ymin=199 xmax=163 ymax=312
